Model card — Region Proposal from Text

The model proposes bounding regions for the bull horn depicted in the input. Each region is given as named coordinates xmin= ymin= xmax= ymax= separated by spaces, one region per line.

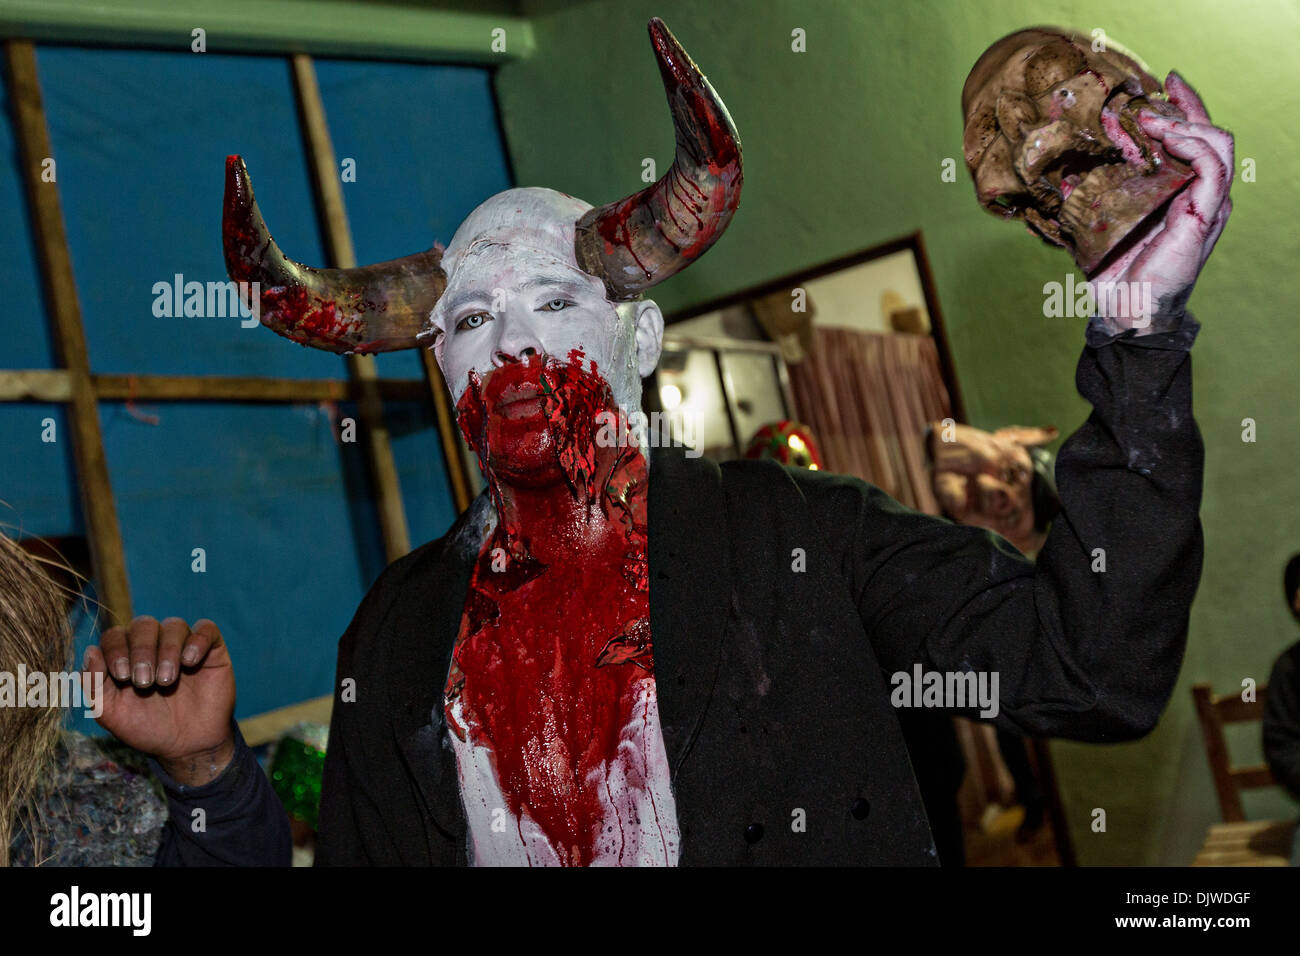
xmin=222 ymin=155 xmax=445 ymax=354
xmin=574 ymin=18 xmax=743 ymax=300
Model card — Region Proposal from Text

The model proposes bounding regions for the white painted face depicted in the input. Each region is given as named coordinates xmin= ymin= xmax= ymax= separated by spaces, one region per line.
xmin=426 ymin=188 xmax=664 ymax=416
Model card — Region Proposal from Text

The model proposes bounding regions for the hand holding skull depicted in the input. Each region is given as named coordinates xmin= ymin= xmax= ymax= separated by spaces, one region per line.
xmin=963 ymin=30 xmax=1233 ymax=336
xmin=1087 ymin=72 xmax=1233 ymax=333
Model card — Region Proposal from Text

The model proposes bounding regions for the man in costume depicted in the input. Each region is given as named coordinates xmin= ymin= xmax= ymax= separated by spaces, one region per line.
xmin=88 ymin=22 xmax=1231 ymax=865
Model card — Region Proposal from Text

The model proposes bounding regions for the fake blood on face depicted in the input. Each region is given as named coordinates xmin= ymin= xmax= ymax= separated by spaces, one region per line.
xmin=445 ymin=351 xmax=655 ymax=866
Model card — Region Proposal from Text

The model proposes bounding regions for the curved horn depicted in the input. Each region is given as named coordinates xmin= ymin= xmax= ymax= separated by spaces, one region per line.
xmin=223 ymin=156 xmax=445 ymax=354
xmin=574 ymin=18 xmax=743 ymax=300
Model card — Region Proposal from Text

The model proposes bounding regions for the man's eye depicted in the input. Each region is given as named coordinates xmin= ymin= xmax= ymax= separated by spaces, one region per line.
xmin=539 ymin=299 xmax=572 ymax=312
xmin=456 ymin=312 xmax=492 ymax=332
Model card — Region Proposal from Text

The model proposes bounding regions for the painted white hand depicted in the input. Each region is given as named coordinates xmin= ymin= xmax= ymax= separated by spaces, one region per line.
xmin=1088 ymin=72 xmax=1233 ymax=333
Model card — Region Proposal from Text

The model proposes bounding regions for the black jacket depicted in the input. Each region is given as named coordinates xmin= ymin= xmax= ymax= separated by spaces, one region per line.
xmin=157 ymin=320 xmax=1204 ymax=865
xmin=309 ymin=323 xmax=1204 ymax=866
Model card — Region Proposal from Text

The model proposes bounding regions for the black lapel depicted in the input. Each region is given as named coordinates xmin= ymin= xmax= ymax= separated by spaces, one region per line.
xmin=648 ymin=446 xmax=731 ymax=781
xmin=389 ymin=497 xmax=491 ymax=854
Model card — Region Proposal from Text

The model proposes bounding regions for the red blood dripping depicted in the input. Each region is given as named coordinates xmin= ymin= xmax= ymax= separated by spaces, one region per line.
xmin=1080 ymin=67 xmax=1111 ymax=96
xmin=594 ymin=197 xmax=656 ymax=283
xmin=446 ymin=351 xmax=654 ymax=865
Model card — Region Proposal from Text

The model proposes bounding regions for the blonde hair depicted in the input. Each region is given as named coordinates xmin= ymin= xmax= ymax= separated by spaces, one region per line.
xmin=0 ymin=529 xmax=78 ymax=865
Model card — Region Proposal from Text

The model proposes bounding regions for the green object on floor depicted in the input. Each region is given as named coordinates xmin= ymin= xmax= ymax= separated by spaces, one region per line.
xmin=270 ymin=721 xmax=328 ymax=830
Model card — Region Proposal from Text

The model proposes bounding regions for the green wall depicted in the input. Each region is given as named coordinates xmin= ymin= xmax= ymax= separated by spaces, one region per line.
xmin=496 ymin=0 xmax=1300 ymax=864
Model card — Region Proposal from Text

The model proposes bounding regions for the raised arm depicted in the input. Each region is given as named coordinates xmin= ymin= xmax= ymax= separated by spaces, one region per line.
xmin=811 ymin=319 xmax=1203 ymax=740
xmin=808 ymin=73 xmax=1229 ymax=740
xmin=87 ymin=616 xmax=291 ymax=865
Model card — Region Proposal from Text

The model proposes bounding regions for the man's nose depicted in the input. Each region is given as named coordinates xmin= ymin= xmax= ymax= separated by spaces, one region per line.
xmin=493 ymin=345 xmax=539 ymax=365
xmin=492 ymin=313 xmax=544 ymax=367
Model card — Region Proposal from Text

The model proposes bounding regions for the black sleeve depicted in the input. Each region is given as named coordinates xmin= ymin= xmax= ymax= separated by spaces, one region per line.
xmin=151 ymin=723 xmax=291 ymax=866
xmin=314 ymin=617 xmax=403 ymax=865
xmin=808 ymin=320 xmax=1204 ymax=741
xmin=1263 ymin=642 xmax=1300 ymax=801
xmin=314 ymin=544 xmax=435 ymax=866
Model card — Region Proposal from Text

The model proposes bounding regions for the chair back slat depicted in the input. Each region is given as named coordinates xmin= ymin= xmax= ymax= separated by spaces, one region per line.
xmin=1192 ymin=682 xmax=1277 ymax=823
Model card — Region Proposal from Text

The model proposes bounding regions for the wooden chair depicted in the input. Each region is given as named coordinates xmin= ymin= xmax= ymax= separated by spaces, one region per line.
xmin=1191 ymin=682 xmax=1295 ymax=866
xmin=1191 ymin=682 xmax=1275 ymax=822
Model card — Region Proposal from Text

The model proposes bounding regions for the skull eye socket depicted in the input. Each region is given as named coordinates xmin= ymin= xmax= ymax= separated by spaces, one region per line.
xmin=996 ymin=91 xmax=1040 ymax=142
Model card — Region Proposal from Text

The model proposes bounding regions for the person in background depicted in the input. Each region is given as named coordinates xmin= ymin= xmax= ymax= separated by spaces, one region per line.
xmin=1263 ymin=554 xmax=1300 ymax=801
xmin=0 ymin=529 xmax=288 ymax=865
xmin=928 ymin=422 xmax=1061 ymax=559
xmin=0 ymin=530 xmax=165 ymax=865
xmin=924 ymin=422 xmax=1063 ymax=852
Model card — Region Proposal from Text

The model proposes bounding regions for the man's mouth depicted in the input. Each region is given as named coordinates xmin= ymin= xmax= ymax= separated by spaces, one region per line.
xmin=497 ymin=381 xmax=541 ymax=405
xmin=495 ymin=381 xmax=547 ymax=418
xmin=471 ymin=359 xmax=554 ymax=421
xmin=456 ymin=349 xmax=619 ymax=501
xmin=497 ymin=395 xmax=547 ymax=420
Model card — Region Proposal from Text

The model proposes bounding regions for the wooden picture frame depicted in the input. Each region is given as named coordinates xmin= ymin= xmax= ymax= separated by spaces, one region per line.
xmin=666 ymin=231 xmax=966 ymax=424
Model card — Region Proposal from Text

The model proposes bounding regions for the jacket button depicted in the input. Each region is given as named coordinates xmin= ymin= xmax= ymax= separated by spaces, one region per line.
xmin=744 ymin=823 xmax=764 ymax=844
xmin=851 ymin=798 xmax=870 ymax=820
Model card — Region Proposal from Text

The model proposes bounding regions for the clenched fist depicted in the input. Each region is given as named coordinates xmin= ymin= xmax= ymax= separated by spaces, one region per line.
xmin=83 ymin=616 xmax=237 ymax=786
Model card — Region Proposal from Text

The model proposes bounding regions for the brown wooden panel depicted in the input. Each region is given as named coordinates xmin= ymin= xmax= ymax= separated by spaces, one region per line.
xmin=0 ymin=368 xmax=71 ymax=401
xmin=6 ymin=40 xmax=132 ymax=624
xmin=1192 ymin=683 xmax=1246 ymax=821
xmin=291 ymin=53 xmax=410 ymax=563
xmin=1193 ymin=819 xmax=1295 ymax=866
xmin=1230 ymin=765 xmax=1277 ymax=790
xmin=1214 ymin=686 xmax=1270 ymax=723
xmin=420 ymin=351 xmax=473 ymax=513
xmin=0 ymin=372 xmax=437 ymax=404
xmin=93 ymin=374 xmax=427 ymax=403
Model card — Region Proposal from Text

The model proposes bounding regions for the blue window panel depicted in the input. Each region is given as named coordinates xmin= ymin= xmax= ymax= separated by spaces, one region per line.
xmin=313 ymin=58 xmax=511 ymax=311
xmin=382 ymin=398 xmax=460 ymax=549
xmin=10 ymin=50 xmax=514 ymax=729
xmin=36 ymin=46 xmax=340 ymax=380
xmin=316 ymin=59 xmax=511 ymax=543
xmin=0 ymin=405 xmax=81 ymax=537
xmin=88 ymin=401 xmax=369 ymax=723
xmin=0 ymin=70 xmax=54 ymax=368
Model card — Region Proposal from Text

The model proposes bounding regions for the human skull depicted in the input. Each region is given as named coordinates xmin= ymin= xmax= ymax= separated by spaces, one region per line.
xmin=962 ymin=28 xmax=1193 ymax=274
